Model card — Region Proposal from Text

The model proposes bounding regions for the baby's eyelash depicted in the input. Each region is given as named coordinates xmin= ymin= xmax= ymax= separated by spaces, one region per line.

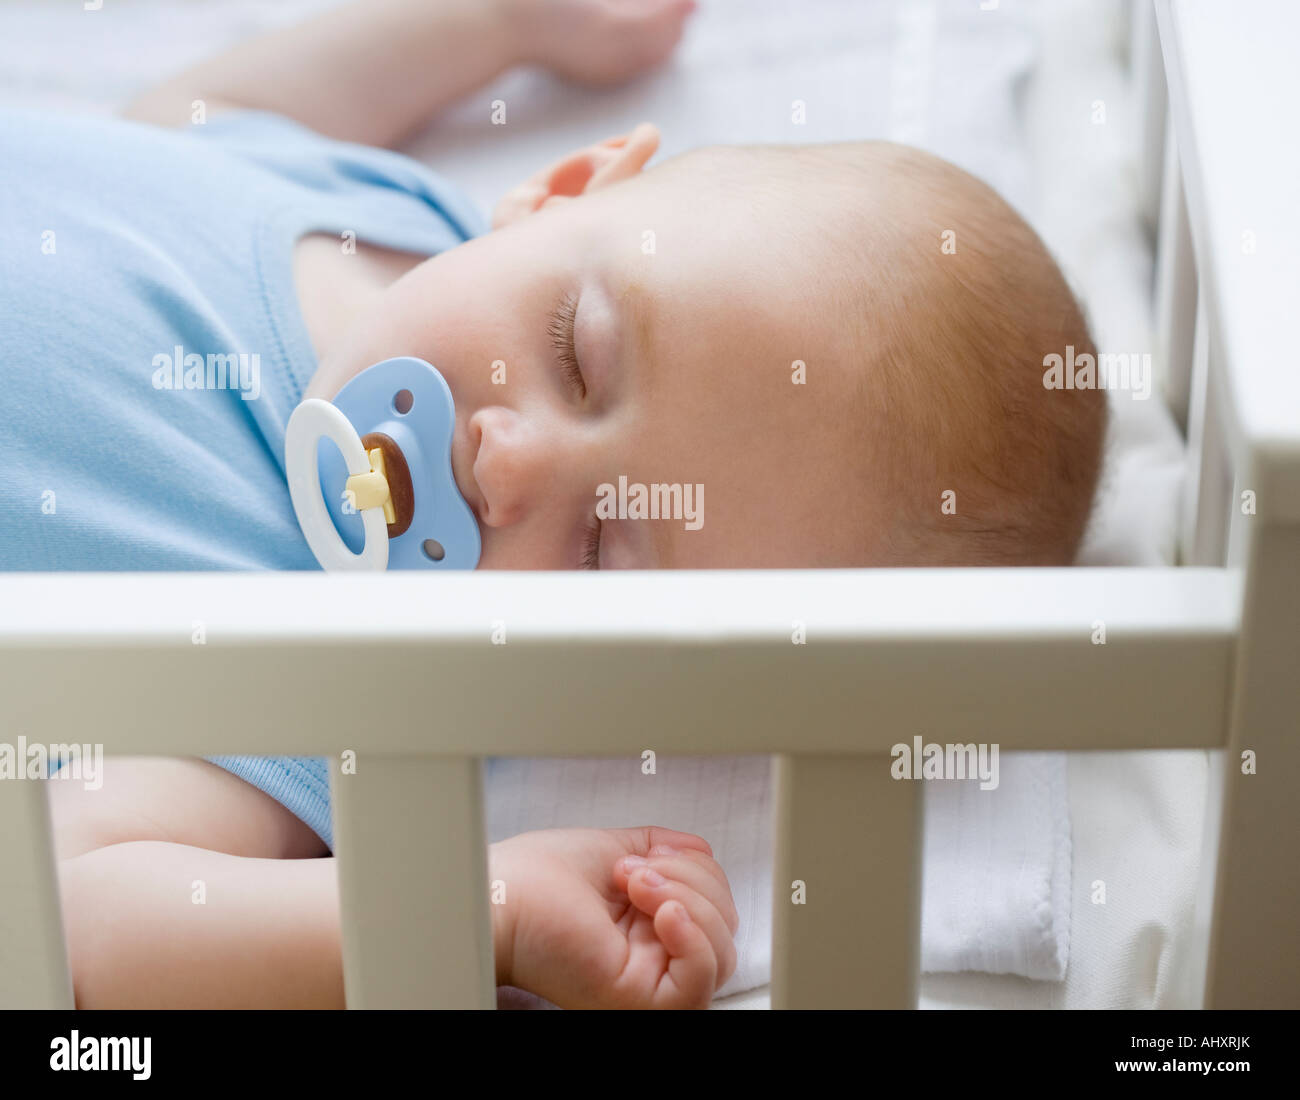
xmin=580 ymin=515 xmax=602 ymax=570
xmin=547 ymin=292 xmax=585 ymax=398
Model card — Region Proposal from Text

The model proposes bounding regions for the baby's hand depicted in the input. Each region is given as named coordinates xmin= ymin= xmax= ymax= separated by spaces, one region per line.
xmin=491 ymin=826 xmax=738 ymax=1009
xmin=505 ymin=0 xmax=696 ymax=87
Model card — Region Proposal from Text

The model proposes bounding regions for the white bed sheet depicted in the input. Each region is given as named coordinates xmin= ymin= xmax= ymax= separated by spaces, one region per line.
xmin=0 ymin=0 xmax=1204 ymax=1009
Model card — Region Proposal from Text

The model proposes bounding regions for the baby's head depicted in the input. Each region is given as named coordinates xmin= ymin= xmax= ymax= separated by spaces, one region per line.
xmin=315 ymin=128 xmax=1105 ymax=569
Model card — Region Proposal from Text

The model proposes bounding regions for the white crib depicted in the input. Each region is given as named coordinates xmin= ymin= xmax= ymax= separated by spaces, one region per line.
xmin=1 ymin=0 xmax=1296 ymax=1010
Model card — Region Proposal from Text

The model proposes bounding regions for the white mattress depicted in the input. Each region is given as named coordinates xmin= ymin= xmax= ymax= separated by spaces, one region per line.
xmin=0 ymin=0 xmax=1203 ymax=1008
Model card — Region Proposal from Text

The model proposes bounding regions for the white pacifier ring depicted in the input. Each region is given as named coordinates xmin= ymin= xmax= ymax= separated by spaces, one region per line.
xmin=286 ymin=398 xmax=389 ymax=572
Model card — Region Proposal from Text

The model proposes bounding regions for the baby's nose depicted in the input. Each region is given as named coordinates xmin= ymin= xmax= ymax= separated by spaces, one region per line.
xmin=468 ymin=406 xmax=554 ymax=528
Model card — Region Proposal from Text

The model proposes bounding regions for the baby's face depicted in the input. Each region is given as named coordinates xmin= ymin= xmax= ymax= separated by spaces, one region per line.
xmin=317 ymin=155 xmax=876 ymax=569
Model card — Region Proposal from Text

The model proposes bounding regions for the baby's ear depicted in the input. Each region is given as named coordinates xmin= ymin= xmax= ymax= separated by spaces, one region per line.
xmin=492 ymin=123 xmax=660 ymax=229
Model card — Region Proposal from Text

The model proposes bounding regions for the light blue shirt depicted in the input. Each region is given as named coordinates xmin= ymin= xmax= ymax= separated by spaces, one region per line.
xmin=1 ymin=109 xmax=489 ymax=848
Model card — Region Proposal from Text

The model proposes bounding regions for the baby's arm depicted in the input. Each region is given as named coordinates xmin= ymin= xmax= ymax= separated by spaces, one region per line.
xmin=59 ymin=830 xmax=735 ymax=1008
xmin=52 ymin=756 xmax=736 ymax=1008
xmin=122 ymin=0 xmax=694 ymax=148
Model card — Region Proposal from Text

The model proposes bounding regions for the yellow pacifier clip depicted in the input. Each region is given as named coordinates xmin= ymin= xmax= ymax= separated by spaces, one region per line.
xmin=344 ymin=447 xmax=396 ymax=524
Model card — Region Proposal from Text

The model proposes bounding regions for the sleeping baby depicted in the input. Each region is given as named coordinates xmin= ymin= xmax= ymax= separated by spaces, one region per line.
xmin=2 ymin=0 xmax=1106 ymax=1008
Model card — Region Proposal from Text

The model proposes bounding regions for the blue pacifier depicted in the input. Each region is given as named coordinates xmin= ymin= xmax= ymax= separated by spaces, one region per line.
xmin=285 ymin=357 xmax=481 ymax=571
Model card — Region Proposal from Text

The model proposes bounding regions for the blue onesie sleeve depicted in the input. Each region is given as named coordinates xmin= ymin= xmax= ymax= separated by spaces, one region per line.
xmin=0 ymin=108 xmax=490 ymax=851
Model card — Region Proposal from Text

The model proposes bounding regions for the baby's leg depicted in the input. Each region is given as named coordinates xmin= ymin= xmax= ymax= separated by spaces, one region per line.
xmin=59 ymin=841 xmax=342 ymax=1008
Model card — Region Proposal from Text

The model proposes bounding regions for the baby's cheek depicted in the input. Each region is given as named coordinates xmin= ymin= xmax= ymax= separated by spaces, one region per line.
xmin=596 ymin=519 xmax=649 ymax=570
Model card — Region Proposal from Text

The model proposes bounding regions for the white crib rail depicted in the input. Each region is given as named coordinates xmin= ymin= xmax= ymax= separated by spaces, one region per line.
xmin=0 ymin=568 xmax=1240 ymax=1008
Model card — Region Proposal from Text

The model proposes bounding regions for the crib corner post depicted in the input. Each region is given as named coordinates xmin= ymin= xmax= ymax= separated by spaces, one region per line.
xmin=770 ymin=753 xmax=922 ymax=1009
xmin=1201 ymin=510 xmax=1300 ymax=1008
xmin=331 ymin=754 xmax=495 ymax=1009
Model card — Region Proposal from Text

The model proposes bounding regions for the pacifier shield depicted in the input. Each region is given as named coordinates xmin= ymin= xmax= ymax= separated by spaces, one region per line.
xmin=315 ymin=357 xmax=481 ymax=570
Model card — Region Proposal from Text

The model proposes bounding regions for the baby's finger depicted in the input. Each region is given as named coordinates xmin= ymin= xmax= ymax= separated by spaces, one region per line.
xmin=643 ymin=826 xmax=713 ymax=858
xmin=609 ymin=825 xmax=713 ymax=860
xmin=651 ymin=900 xmax=715 ymax=1009
xmin=615 ymin=851 xmax=738 ymax=935
xmin=626 ymin=869 xmax=737 ymax=989
xmin=650 ymin=852 xmax=740 ymax=935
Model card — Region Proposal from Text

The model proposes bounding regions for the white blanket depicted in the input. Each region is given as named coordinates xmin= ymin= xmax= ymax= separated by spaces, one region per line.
xmin=919 ymin=754 xmax=1071 ymax=980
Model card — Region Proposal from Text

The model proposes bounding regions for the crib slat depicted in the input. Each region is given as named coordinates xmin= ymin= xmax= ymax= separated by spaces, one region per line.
xmin=0 ymin=778 xmax=73 ymax=1008
xmin=1132 ymin=0 xmax=1167 ymax=234
xmin=1181 ymin=300 xmax=1233 ymax=566
xmin=1154 ymin=126 xmax=1197 ymax=435
xmin=331 ymin=755 xmax=494 ymax=1009
xmin=770 ymin=754 xmax=922 ymax=1008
